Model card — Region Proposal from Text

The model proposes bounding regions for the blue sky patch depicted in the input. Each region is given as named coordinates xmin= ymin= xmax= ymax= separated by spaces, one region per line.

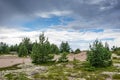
xmin=100 ymin=38 xmax=115 ymax=41
xmin=21 ymin=16 xmax=74 ymax=30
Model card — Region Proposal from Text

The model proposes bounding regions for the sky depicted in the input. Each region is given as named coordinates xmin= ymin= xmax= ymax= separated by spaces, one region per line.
xmin=0 ymin=0 xmax=120 ymax=50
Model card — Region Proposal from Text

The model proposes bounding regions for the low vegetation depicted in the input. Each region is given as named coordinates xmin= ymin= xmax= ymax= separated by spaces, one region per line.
xmin=5 ymin=72 xmax=31 ymax=80
xmin=112 ymin=74 xmax=120 ymax=79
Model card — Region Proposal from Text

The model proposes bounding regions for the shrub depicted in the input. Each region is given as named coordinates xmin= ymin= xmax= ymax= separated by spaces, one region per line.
xmin=18 ymin=44 xmax=28 ymax=57
xmin=60 ymin=41 xmax=71 ymax=53
xmin=31 ymin=33 xmax=54 ymax=64
xmin=0 ymin=42 xmax=10 ymax=54
xmin=58 ymin=52 xmax=68 ymax=62
xmin=87 ymin=40 xmax=112 ymax=67
xmin=74 ymin=48 xmax=81 ymax=54
xmin=50 ymin=44 xmax=59 ymax=54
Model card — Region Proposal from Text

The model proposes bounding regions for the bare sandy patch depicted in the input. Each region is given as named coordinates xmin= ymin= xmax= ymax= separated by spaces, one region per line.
xmin=67 ymin=52 xmax=86 ymax=61
xmin=0 ymin=52 xmax=87 ymax=68
xmin=0 ymin=55 xmax=31 ymax=68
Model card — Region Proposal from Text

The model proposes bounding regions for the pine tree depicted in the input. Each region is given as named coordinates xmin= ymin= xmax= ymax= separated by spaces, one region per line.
xmin=0 ymin=42 xmax=10 ymax=54
xmin=21 ymin=37 xmax=32 ymax=54
xmin=31 ymin=33 xmax=54 ymax=64
xmin=87 ymin=40 xmax=112 ymax=67
xmin=60 ymin=41 xmax=70 ymax=53
xmin=18 ymin=44 xmax=28 ymax=57
xmin=50 ymin=44 xmax=59 ymax=54
xmin=74 ymin=48 xmax=81 ymax=54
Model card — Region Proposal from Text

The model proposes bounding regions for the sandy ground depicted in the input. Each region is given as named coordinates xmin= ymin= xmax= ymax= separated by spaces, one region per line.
xmin=0 ymin=52 xmax=86 ymax=68
xmin=0 ymin=55 xmax=31 ymax=68
xmin=68 ymin=52 xmax=86 ymax=61
xmin=53 ymin=52 xmax=87 ymax=61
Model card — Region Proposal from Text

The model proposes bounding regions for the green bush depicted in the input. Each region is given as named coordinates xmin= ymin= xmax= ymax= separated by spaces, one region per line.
xmin=60 ymin=41 xmax=71 ymax=53
xmin=48 ymin=54 xmax=54 ymax=61
xmin=0 ymin=42 xmax=10 ymax=54
xmin=74 ymin=48 xmax=81 ymax=54
xmin=18 ymin=44 xmax=28 ymax=57
xmin=103 ymin=60 xmax=112 ymax=67
xmin=31 ymin=33 xmax=54 ymax=64
xmin=50 ymin=44 xmax=59 ymax=54
xmin=58 ymin=52 xmax=68 ymax=62
xmin=87 ymin=40 xmax=112 ymax=67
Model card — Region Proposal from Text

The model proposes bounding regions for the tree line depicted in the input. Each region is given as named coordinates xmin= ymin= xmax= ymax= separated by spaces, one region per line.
xmin=0 ymin=33 xmax=81 ymax=56
xmin=1 ymin=32 xmax=118 ymax=67
xmin=0 ymin=33 xmax=81 ymax=63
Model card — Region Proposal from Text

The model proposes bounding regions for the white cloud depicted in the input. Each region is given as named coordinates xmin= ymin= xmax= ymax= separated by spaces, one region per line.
xmin=35 ymin=10 xmax=72 ymax=18
xmin=0 ymin=27 xmax=120 ymax=50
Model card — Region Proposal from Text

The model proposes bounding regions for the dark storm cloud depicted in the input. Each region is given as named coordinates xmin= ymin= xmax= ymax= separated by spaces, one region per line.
xmin=0 ymin=0 xmax=120 ymax=29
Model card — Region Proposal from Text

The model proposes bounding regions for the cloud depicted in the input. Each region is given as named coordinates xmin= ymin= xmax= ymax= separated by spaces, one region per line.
xmin=0 ymin=0 xmax=120 ymax=50
xmin=0 ymin=27 xmax=120 ymax=50
xmin=0 ymin=0 xmax=120 ymax=29
xmin=35 ymin=10 xmax=72 ymax=18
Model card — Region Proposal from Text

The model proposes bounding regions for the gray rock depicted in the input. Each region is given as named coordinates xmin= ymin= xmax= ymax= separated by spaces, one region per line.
xmin=30 ymin=71 xmax=39 ymax=76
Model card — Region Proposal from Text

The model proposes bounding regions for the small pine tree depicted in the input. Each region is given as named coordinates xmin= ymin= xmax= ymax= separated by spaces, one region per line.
xmin=0 ymin=42 xmax=10 ymax=54
xmin=31 ymin=42 xmax=39 ymax=63
xmin=50 ymin=44 xmax=59 ymax=54
xmin=21 ymin=37 xmax=32 ymax=54
xmin=58 ymin=52 xmax=68 ymax=62
xmin=31 ymin=33 xmax=54 ymax=64
xmin=18 ymin=44 xmax=28 ymax=57
xmin=74 ymin=48 xmax=81 ymax=54
xmin=87 ymin=40 xmax=112 ymax=67
xmin=60 ymin=41 xmax=70 ymax=53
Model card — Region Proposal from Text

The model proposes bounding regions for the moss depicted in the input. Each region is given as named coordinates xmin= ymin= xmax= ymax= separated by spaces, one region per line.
xmin=113 ymin=60 xmax=120 ymax=63
xmin=112 ymin=74 xmax=120 ymax=79
xmin=100 ymin=74 xmax=110 ymax=78
xmin=33 ymin=73 xmax=47 ymax=80
xmin=5 ymin=72 xmax=31 ymax=80
xmin=47 ymin=73 xmax=68 ymax=80
xmin=5 ymin=73 xmax=16 ymax=80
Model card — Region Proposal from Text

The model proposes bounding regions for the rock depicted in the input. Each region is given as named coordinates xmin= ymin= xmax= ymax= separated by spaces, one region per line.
xmin=17 ymin=63 xmax=34 ymax=68
xmin=66 ymin=64 xmax=73 ymax=68
xmin=77 ymin=78 xmax=86 ymax=80
xmin=35 ymin=66 xmax=47 ymax=72
xmin=113 ymin=64 xmax=120 ymax=67
xmin=68 ymin=77 xmax=86 ymax=80
xmin=30 ymin=71 xmax=39 ymax=75
xmin=56 ymin=64 xmax=62 ymax=67
xmin=70 ymin=73 xmax=78 ymax=77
